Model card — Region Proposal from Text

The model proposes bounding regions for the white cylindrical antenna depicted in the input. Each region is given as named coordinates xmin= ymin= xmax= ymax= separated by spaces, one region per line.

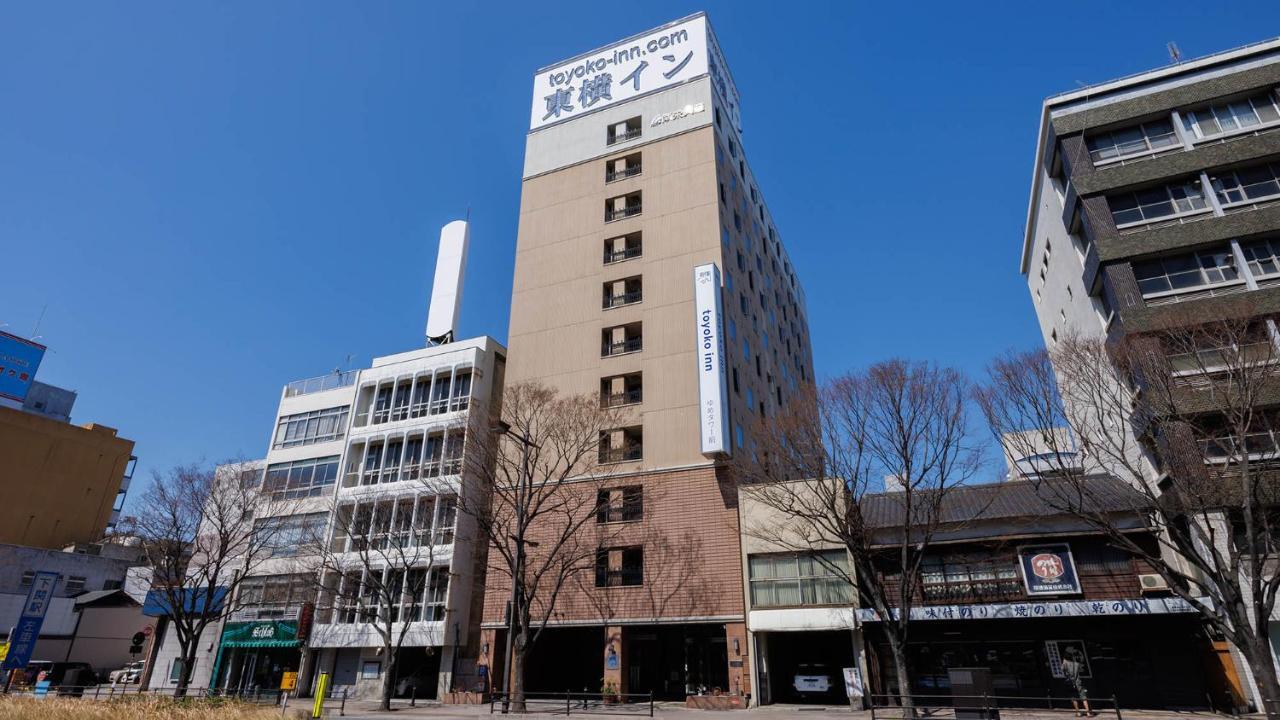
xmin=426 ymin=220 xmax=469 ymax=346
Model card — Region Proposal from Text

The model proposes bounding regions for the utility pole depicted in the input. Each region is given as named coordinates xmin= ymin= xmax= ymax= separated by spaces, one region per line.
xmin=493 ymin=421 xmax=538 ymax=714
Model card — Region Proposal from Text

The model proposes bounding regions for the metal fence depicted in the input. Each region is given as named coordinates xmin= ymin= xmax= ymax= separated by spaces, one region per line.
xmin=869 ymin=692 xmax=1123 ymax=720
xmin=4 ymin=685 xmax=290 ymax=704
xmin=489 ymin=691 xmax=654 ymax=716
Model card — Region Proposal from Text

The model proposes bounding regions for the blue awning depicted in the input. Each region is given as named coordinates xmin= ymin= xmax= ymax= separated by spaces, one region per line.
xmin=142 ymin=587 xmax=228 ymax=617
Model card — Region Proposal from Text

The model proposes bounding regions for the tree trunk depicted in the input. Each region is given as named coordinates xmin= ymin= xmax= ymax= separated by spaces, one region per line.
xmin=510 ymin=629 xmax=528 ymax=713
xmin=380 ymin=648 xmax=397 ymax=711
xmin=1242 ymin=634 xmax=1280 ymax=719
xmin=886 ymin=632 xmax=916 ymax=719
xmin=175 ymin=646 xmax=197 ymax=698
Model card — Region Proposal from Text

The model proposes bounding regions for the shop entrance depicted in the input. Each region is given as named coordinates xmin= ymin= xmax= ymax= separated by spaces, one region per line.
xmin=224 ymin=647 xmax=301 ymax=693
xmin=392 ymin=646 xmax=441 ymax=699
xmin=625 ymin=624 xmax=728 ymax=700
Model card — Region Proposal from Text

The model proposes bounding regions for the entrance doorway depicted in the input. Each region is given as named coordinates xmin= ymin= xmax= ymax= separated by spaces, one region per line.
xmin=625 ymin=624 xmax=728 ymax=700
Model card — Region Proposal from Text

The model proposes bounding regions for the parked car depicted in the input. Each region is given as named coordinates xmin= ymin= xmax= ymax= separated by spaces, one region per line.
xmin=108 ymin=661 xmax=146 ymax=685
xmin=792 ymin=663 xmax=834 ymax=695
xmin=23 ymin=661 xmax=96 ymax=686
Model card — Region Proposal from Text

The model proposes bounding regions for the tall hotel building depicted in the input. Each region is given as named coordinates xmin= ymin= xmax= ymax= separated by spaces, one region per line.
xmin=482 ymin=13 xmax=813 ymax=700
xmin=1024 ymin=40 xmax=1280 ymax=705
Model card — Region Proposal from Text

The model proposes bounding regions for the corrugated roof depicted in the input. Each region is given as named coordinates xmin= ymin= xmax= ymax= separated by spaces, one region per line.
xmin=863 ymin=475 xmax=1147 ymax=529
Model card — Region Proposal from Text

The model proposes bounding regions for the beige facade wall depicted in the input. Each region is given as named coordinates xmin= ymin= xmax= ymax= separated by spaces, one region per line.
xmin=509 ymin=126 xmax=724 ymax=472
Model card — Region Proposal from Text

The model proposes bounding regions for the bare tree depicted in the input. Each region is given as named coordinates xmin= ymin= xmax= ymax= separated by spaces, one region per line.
xmin=456 ymin=382 xmax=621 ymax=711
xmin=300 ymin=479 xmax=449 ymax=711
xmin=735 ymin=360 xmax=984 ymax=713
xmin=125 ymin=461 xmax=288 ymax=696
xmin=978 ymin=314 xmax=1280 ymax=715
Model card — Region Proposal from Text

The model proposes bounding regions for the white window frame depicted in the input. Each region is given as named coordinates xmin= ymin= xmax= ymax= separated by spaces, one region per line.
xmin=1181 ymin=89 xmax=1280 ymax=143
xmin=1132 ymin=247 xmax=1243 ymax=300
xmin=1087 ymin=118 xmax=1181 ymax=166
xmin=1212 ymin=162 xmax=1280 ymax=210
xmin=1109 ymin=180 xmax=1211 ymax=229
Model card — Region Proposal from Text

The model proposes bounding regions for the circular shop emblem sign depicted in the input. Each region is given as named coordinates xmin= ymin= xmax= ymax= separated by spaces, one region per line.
xmin=1030 ymin=553 xmax=1065 ymax=581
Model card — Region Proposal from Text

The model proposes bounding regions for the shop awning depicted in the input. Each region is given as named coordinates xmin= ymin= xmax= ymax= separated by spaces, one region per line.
xmin=220 ymin=639 xmax=303 ymax=649
xmin=856 ymin=596 xmax=1206 ymax=622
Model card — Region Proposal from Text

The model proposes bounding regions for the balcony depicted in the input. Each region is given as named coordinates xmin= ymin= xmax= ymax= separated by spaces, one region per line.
xmin=599 ymin=426 xmax=643 ymax=464
xmin=605 ymin=245 xmax=642 ymax=264
xmin=285 ymin=370 xmax=358 ymax=398
xmin=602 ymin=337 xmax=642 ymax=357
xmin=605 ymin=204 xmax=642 ymax=222
xmin=603 ymin=289 xmax=642 ymax=308
xmin=606 ymin=164 xmax=642 ymax=183
xmin=607 ymin=120 xmax=642 ymax=146
xmin=601 ymin=389 xmax=642 ymax=408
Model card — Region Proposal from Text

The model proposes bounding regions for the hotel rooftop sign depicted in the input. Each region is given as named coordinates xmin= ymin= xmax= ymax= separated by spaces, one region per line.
xmin=529 ymin=13 xmax=741 ymax=133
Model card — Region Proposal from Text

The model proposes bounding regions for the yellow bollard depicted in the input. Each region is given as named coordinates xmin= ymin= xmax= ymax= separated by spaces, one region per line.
xmin=312 ymin=672 xmax=330 ymax=718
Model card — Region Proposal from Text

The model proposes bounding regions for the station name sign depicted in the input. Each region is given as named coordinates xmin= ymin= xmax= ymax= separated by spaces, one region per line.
xmin=530 ymin=14 xmax=738 ymax=132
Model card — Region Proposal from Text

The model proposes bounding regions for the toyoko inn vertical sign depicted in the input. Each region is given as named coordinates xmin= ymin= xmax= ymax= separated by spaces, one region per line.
xmin=530 ymin=14 xmax=714 ymax=131
xmin=694 ymin=263 xmax=730 ymax=456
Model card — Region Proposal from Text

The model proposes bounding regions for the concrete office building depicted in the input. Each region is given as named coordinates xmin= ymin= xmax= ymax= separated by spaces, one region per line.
xmin=482 ymin=13 xmax=813 ymax=702
xmin=1023 ymin=38 xmax=1280 ymax=708
xmin=192 ymin=222 xmax=504 ymax=701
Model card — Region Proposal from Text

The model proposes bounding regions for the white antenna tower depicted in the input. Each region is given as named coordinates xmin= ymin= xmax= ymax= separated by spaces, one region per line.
xmin=425 ymin=220 xmax=469 ymax=346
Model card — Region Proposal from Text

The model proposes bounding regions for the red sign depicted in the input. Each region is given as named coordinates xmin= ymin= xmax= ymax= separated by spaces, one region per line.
xmin=1030 ymin=553 xmax=1065 ymax=581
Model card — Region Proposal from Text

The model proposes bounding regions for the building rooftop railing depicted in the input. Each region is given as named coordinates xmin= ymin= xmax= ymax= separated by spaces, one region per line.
xmin=285 ymin=370 xmax=359 ymax=397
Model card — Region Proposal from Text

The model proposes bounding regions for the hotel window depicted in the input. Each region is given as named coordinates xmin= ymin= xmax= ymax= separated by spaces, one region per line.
xmin=1085 ymin=118 xmax=1180 ymax=164
xmin=748 ymin=551 xmax=851 ymax=608
xmin=273 ymin=406 xmax=349 ymax=448
xmin=1107 ymin=179 xmax=1208 ymax=227
xmin=605 ymin=191 xmax=642 ymax=222
xmin=1132 ymin=246 xmax=1240 ymax=297
xmin=1181 ymin=90 xmax=1280 ymax=141
xmin=239 ymin=574 xmax=313 ymax=611
xmin=602 ymin=276 xmax=642 ymax=308
xmin=1241 ymin=237 xmax=1280 ymax=279
xmin=605 ymin=153 xmax=642 ymax=183
xmin=600 ymin=373 xmax=642 ymax=408
xmin=262 ymin=456 xmax=340 ymax=499
xmin=598 ymin=426 xmax=643 ymax=463
xmin=64 ymin=576 xmax=86 ymax=595
xmin=595 ymin=546 xmax=644 ymax=587
xmin=604 ymin=232 xmax=642 ymax=264
xmin=606 ymin=116 xmax=642 ymax=145
xmin=1212 ymin=161 xmax=1280 ymax=208
xmin=596 ymin=486 xmax=643 ymax=523
xmin=601 ymin=323 xmax=642 ymax=356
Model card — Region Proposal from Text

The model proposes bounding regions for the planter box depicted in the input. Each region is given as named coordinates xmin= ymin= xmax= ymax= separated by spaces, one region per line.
xmin=443 ymin=691 xmax=486 ymax=704
xmin=686 ymin=694 xmax=746 ymax=710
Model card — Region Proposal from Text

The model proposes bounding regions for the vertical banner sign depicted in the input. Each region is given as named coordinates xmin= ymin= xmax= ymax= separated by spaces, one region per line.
xmin=1019 ymin=544 xmax=1082 ymax=596
xmin=1 ymin=571 xmax=60 ymax=671
xmin=530 ymin=14 xmax=711 ymax=130
xmin=0 ymin=330 xmax=46 ymax=403
xmin=694 ymin=263 xmax=730 ymax=456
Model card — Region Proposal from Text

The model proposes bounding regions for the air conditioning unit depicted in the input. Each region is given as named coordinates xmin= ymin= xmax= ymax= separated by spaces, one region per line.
xmin=1138 ymin=573 xmax=1169 ymax=593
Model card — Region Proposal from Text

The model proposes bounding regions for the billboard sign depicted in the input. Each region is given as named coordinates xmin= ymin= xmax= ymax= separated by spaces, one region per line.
xmin=0 ymin=330 xmax=46 ymax=403
xmin=1 ymin=571 xmax=60 ymax=671
xmin=1019 ymin=544 xmax=1082 ymax=596
xmin=694 ymin=263 xmax=730 ymax=456
xmin=530 ymin=14 xmax=711 ymax=131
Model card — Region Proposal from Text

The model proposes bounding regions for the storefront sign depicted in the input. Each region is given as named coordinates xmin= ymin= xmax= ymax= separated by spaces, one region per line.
xmin=694 ymin=263 xmax=729 ymax=456
xmin=530 ymin=15 xmax=711 ymax=130
xmin=1019 ymin=544 xmax=1081 ymax=596
xmin=651 ymin=102 xmax=705 ymax=127
xmin=0 ymin=330 xmax=45 ymax=403
xmin=856 ymin=596 xmax=1200 ymax=622
xmin=221 ymin=619 xmax=302 ymax=647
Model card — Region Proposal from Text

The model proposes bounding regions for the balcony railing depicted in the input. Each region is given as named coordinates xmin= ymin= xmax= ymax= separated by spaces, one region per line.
xmin=229 ymin=605 xmax=304 ymax=622
xmin=601 ymin=389 xmax=642 ymax=408
xmin=602 ymin=338 xmax=642 ymax=357
xmin=284 ymin=370 xmax=358 ymax=397
xmin=919 ymin=576 xmax=1024 ymax=604
xmin=607 ymin=128 xmax=642 ymax=145
xmin=599 ymin=445 xmax=643 ymax=463
xmin=606 ymin=165 xmax=642 ymax=182
xmin=603 ymin=290 xmax=642 ymax=308
xmin=605 ymin=205 xmax=642 ymax=222
xmin=604 ymin=246 xmax=642 ymax=264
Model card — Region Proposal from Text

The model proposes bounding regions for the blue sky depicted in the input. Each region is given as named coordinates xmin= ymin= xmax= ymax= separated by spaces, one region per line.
xmin=2 ymin=1 xmax=1276 ymax=506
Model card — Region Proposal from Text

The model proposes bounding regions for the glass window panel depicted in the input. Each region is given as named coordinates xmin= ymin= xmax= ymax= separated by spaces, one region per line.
xmin=1258 ymin=99 xmax=1280 ymax=124
xmin=1193 ymin=111 xmax=1220 ymax=137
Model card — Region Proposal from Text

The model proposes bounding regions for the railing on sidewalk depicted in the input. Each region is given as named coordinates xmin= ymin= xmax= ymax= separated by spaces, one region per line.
xmin=868 ymin=692 xmax=1123 ymax=720
xmin=489 ymin=691 xmax=654 ymax=716
xmin=4 ymin=684 xmax=292 ymax=705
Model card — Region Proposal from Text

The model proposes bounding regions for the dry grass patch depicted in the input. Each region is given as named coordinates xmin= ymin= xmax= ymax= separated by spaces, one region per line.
xmin=0 ymin=696 xmax=292 ymax=719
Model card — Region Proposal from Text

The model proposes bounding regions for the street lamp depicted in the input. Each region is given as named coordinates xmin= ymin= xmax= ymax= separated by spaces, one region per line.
xmin=491 ymin=421 xmax=539 ymax=713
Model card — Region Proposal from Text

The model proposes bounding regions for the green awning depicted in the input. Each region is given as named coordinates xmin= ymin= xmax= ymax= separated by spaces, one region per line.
xmin=221 ymin=639 xmax=303 ymax=649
